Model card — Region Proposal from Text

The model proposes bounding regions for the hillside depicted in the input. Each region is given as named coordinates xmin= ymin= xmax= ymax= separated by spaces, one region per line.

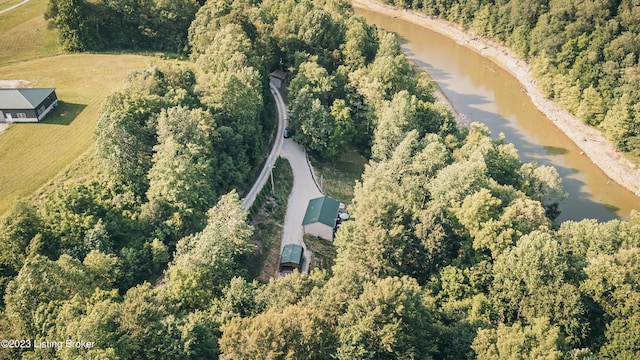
xmin=0 ymin=0 xmax=184 ymax=215
xmin=372 ymin=0 xmax=640 ymax=162
xmin=0 ymin=0 xmax=58 ymax=66
xmin=0 ymin=54 xmax=159 ymax=215
xmin=0 ymin=0 xmax=639 ymax=359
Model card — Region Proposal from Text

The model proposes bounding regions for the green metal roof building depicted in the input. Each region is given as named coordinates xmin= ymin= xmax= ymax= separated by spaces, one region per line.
xmin=280 ymin=244 xmax=304 ymax=270
xmin=0 ymin=88 xmax=58 ymax=122
xmin=302 ymin=195 xmax=340 ymax=241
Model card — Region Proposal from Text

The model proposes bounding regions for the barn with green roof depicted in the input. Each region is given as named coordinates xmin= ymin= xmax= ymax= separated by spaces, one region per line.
xmin=0 ymin=88 xmax=58 ymax=123
xmin=302 ymin=195 xmax=340 ymax=241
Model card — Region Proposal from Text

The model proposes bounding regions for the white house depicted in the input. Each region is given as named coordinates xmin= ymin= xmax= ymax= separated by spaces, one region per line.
xmin=302 ymin=195 xmax=340 ymax=241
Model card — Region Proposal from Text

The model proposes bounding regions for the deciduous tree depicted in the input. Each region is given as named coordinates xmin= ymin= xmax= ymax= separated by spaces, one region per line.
xmin=337 ymin=276 xmax=437 ymax=359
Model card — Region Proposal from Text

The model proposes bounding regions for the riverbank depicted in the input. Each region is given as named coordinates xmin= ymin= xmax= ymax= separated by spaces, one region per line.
xmin=353 ymin=0 xmax=640 ymax=197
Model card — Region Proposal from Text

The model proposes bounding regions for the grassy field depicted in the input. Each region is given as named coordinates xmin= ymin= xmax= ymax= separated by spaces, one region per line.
xmin=310 ymin=150 xmax=368 ymax=204
xmin=0 ymin=54 xmax=157 ymax=215
xmin=0 ymin=0 xmax=23 ymax=10
xmin=0 ymin=0 xmax=59 ymax=66
xmin=0 ymin=0 xmax=180 ymax=215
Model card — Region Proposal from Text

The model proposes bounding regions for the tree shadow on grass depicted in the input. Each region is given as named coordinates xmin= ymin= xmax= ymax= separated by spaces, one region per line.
xmin=41 ymin=102 xmax=87 ymax=125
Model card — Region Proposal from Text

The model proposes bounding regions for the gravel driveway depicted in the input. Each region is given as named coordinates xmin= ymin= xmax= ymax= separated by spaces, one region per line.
xmin=279 ymin=139 xmax=323 ymax=274
xmin=243 ymin=84 xmax=323 ymax=275
xmin=242 ymin=83 xmax=286 ymax=209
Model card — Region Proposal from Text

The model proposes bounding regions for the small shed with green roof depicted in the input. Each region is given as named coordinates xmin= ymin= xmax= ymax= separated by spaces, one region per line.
xmin=280 ymin=244 xmax=304 ymax=271
xmin=302 ymin=195 xmax=340 ymax=241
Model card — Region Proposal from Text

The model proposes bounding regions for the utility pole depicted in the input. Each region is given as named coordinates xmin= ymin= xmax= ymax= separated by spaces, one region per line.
xmin=270 ymin=162 xmax=275 ymax=196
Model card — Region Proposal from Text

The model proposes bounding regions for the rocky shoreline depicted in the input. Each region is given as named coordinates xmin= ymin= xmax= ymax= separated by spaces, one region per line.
xmin=353 ymin=0 xmax=640 ymax=197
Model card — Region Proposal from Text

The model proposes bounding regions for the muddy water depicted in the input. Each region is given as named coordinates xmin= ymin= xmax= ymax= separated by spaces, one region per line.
xmin=356 ymin=7 xmax=639 ymax=222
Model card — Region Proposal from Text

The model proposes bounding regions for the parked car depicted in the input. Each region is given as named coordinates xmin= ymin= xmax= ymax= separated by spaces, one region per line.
xmin=284 ymin=127 xmax=290 ymax=138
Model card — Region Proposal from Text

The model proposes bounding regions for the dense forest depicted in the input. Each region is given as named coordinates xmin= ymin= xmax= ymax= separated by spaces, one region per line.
xmin=44 ymin=0 xmax=202 ymax=52
xmin=381 ymin=0 xmax=640 ymax=157
xmin=1 ymin=0 xmax=639 ymax=358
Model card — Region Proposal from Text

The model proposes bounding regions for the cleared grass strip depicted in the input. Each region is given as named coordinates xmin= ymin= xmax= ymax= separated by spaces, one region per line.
xmin=310 ymin=149 xmax=368 ymax=204
xmin=245 ymin=157 xmax=294 ymax=281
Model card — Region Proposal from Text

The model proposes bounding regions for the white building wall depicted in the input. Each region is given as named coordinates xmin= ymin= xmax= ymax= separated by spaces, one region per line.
xmin=36 ymin=99 xmax=58 ymax=121
xmin=303 ymin=222 xmax=333 ymax=241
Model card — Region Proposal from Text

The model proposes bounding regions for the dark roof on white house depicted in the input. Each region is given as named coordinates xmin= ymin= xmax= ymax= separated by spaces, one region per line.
xmin=0 ymin=88 xmax=56 ymax=109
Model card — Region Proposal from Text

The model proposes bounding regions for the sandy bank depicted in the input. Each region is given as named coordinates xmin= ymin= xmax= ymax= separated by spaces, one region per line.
xmin=353 ymin=0 xmax=640 ymax=197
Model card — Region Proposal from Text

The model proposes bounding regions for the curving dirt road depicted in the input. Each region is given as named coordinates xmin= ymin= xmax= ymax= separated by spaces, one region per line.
xmin=0 ymin=0 xmax=30 ymax=15
xmin=242 ymin=83 xmax=287 ymax=209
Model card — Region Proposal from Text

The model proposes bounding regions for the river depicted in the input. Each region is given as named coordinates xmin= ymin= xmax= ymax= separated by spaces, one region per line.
xmin=355 ymin=7 xmax=639 ymax=222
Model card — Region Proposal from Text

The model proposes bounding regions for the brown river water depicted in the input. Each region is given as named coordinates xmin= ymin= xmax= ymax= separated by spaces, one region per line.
xmin=356 ymin=7 xmax=640 ymax=222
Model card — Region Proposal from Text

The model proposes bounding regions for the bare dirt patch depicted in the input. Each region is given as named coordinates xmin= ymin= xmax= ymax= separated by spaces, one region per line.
xmin=353 ymin=0 xmax=640 ymax=197
xmin=0 ymin=79 xmax=32 ymax=88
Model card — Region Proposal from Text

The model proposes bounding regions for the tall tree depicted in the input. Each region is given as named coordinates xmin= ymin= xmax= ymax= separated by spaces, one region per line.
xmin=288 ymin=87 xmax=334 ymax=155
xmin=45 ymin=0 xmax=95 ymax=51
xmin=472 ymin=317 xmax=565 ymax=360
xmin=337 ymin=276 xmax=437 ymax=359
xmin=165 ymin=191 xmax=253 ymax=310
xmin=220 ymin=303 xmax=334 ymax=360
xmin=0 ymin=200 xmax=43 ymax=274
xmin=491 ymin=231 xmax=588 ymax=345
xmin=3 ymin=255 xmax=95 ymax=339
xmin=143 ymin=106 xmax=217 ymax=243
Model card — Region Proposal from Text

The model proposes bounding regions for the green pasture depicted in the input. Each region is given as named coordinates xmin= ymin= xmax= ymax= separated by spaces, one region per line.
xmin=0 ymin=54 xmax=156 ymax=215
xmin=0 ymin=0 xmax=58 ymax=66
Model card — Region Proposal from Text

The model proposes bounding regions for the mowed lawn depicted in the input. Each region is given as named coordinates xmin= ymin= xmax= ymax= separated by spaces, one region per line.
xmin=0 ymin=0 xmax=24 ymax=10
xmin=0 ymin=54 xmax=155 ymax=215
xmin=0 ymin=0 xmax=59 ymax=66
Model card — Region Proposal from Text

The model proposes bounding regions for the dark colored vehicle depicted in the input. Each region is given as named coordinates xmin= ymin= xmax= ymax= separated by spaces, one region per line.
xmin=284 ymin=127 xmax=290 ymax=138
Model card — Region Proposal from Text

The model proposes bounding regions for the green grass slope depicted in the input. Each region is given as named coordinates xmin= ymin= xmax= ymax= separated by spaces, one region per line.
xmin=0 ymin=54 xmax=156 ymax=215
xmin=0 ymin=0 xmax=59 ymax=66
xmin=0 ymin=0 xmax=173 ymax=215
xmin=0 ymin=0 xmax=24 ymax=10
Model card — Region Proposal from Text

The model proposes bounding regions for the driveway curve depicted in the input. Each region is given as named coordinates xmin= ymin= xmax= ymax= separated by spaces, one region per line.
xmin=242 ymin=83 xmax=287 ymax=209
xmin=242 ymin=82 xmax=323 ymax=275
